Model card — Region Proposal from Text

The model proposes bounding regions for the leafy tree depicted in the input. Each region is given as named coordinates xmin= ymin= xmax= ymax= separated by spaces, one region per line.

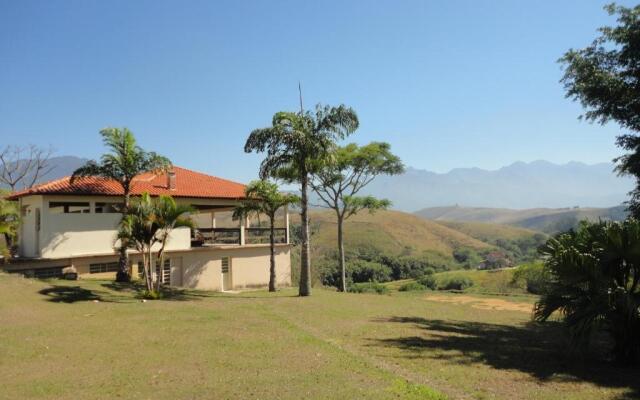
xmin=560 ymin=4 xmax=640 ymax=216
xmin=311 ymin=142 xmax=404 ymax=292
xmin=534 ymin=220 xmax=640 ymax=365
xmin=118 ymin=193 xmax=193 ymax=295
xmin=244 ymin=104 xmax=359 ymax=296
xmin=72 ymin=128 xmax=171 ymax=282
xmin=0 ymin=192 xmax=19 ymax=257
xmin=233 ymin=180 xmax=298 ymax=292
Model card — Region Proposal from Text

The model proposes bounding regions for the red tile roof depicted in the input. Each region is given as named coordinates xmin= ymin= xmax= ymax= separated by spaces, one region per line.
xmin=7 ymin=166 xmax=247 ymax=200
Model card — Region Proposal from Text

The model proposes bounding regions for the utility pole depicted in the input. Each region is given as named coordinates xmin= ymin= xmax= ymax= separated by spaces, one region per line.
xmin=298 ymin=81 xmax=304 ymax=113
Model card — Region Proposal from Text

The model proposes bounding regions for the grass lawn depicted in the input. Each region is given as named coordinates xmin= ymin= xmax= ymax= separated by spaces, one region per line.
xmin=1 ymin=273 xmax=638 ymax=400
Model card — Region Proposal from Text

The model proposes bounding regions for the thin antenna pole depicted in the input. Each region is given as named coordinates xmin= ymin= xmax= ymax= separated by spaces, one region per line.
xmin=298 ymin=81 xmax=304 ymax=113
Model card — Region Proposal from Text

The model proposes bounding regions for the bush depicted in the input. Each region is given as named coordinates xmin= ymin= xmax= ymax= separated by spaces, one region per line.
xmin=416 ymin=274 xmax=437 ymax=290
xmin=349 ymin=260 xmax=392 ymax=283
xmin=511 ymin=262 xmax=549 ymax=294
xmin=139 ymin=289 xmax=163 ymax=300
xmin=438 ymin=276 xmax=474 ymax=291
xmin=348 ymin=282 xmax=388 ymax=294
xmin=398 ymin=281 xmax=426 ymax=292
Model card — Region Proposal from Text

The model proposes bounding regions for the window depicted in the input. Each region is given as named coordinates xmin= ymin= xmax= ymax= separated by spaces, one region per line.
xmin=155 ymin=259 xmax=171 ymax=285
xmin=95 ymin=202 xmax=122 ymax=213
xmin=89 ymin=262 xmax=119 ymax=274
xmin=32 ymin=267 xmax=63 ymax=279
xmin=49 ymin=202 xmax=91 ymax=214
xmin=221 ymin=257 xmax=230 ymax=273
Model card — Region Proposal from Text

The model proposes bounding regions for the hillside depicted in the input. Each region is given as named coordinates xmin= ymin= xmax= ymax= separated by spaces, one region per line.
xmin=305 ymin=210 xmax=491 ymax=261
xmin=290 ymin=210 xmax=545 ymax=273
xmin=415 ymin=205 xmax=628 ymax=233
xmin=437 ymin=220 xmax=543 ymax=242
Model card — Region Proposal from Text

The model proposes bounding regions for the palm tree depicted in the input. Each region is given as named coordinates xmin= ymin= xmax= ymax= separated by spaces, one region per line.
xmin=71 ymin=127 xmax=171 ymax=282
xmin=118 ymin=193 xmax=193 ymax=294
xmin=245 ymin=104 xmax=359 ymax=296
xmin=534 ymin=220 xmax=640 ymax=365
xmin=233 ymin=180 xmax=298 ymax=292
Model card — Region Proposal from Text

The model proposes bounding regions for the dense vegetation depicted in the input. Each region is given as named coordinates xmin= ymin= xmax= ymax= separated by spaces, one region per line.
xmin=534 ymin=220 xmax=640 ymax=365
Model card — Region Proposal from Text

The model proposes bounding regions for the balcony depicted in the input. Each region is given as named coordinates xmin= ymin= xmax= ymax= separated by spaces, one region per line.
xmin=191 ymin=227 xmax=288 ymax=247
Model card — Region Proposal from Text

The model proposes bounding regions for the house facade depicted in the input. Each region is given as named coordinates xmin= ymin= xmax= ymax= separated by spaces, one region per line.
xmin=3 ymin=167 xmax=292 ymax=291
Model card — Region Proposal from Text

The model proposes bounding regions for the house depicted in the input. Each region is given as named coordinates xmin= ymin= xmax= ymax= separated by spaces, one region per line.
xmin=2 ymin=167 xmax=292 ymax=291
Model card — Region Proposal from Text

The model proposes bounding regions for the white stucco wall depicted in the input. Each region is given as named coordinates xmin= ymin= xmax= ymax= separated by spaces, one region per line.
xmin=18 ymin=195 xmax=43 ymax=258
xmin=31 ymin=195 xmax=191 ymax=259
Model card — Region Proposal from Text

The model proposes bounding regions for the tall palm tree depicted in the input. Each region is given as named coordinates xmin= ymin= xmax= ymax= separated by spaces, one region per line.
xmin=534 ymin=220 xmax=640 ymax=365
xmin=233 ymin=180 xmax=298 ymax=292
xmin=244 ymin=104 xmax=359 ymax=296
xmin=71 ymin=127 xmax=171 ymax=282
xmin=117 ymin=193 xmax=193 ymax=293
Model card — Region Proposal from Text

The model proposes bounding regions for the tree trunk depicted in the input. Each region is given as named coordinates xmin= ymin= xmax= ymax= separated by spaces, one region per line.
xmin=268 ymin=215 xmax=276 ymax=292
xmin=116 ymin=190 xmax=131 ymax=282
xmin=337 ymin=214 xmax=346 ymax=292
xmin=299 ymin=175 xmax=312 ymax=296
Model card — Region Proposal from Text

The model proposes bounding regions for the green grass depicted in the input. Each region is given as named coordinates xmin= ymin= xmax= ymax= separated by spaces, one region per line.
xmin=1 ymin=273 xmax=638 ymax=400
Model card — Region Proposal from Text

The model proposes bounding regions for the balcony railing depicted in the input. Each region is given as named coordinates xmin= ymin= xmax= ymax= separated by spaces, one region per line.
xmin=245 ymin=228 xmax=287 ymax=245
xmin=191 ymin=227 xmax=288 ymax=246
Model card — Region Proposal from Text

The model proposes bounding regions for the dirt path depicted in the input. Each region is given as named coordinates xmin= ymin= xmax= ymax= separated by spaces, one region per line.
xmin=425 ymin=294 xmax=533 ymax=313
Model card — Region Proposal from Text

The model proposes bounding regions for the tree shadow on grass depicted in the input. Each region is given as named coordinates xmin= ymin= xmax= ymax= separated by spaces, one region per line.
xmin=101 ymin=282 xmax=223 ymax=301
xmin=371 ymin=317 xmax=640 ymax=400
xmin=39 ymin=285 xmax=108 ymax=303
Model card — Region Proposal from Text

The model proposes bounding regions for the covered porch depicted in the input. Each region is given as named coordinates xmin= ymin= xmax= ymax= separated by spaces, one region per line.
xmin=187 ymin=201 xmax=290 ymax=247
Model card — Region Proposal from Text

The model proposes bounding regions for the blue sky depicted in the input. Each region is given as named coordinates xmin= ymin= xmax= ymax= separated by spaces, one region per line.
xmin=0 ymin=0 xmax=635 ymax=182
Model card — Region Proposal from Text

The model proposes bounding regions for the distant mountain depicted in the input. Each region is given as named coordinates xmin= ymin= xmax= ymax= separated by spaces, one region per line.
xmin=415 ymin=204 xmax=629 ymax=234
xmin=362 ymin=160 xmax=634 ymax=211
xmin=0 ymin=155 xmax=87 ymax=190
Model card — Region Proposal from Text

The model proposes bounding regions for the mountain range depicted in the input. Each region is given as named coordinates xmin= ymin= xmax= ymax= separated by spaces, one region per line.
xmin=3 ymin=157 xmax=634 ymax=215
xmin=362 ymin=160 xmax=634 ymax=211
xmin=415 ymin=205 xmax=628 ymax=234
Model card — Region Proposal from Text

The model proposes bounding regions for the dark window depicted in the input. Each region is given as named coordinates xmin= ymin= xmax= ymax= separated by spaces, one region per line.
xmin=33 ymin=267 xmax=63 ymax=279
xmin=221 ymin=257 xmax=230 ymax=273
xmin=95 ymin=202 xmax=122 ymax=213
xmin=89 ymin=262 xmax=119 ymax=274
xmin=155 ymin=259 xmax=171 ymax=284
xmin=49 ymin=202 xmax=90 ymax=214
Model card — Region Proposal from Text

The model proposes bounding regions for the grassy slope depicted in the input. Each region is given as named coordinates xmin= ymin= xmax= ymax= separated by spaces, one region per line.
xmin=303 ymin=210 xmax=492 ymax=260
xmin=1 ymin=274 xmax=638 ymax=400
xmin=437 ymin=220 xmax=541 ymax=242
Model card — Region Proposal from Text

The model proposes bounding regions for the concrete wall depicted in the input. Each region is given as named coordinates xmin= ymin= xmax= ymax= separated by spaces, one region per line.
xmin=5 ymin=245 xmax=292 ymax=292
xmin=30 ymin=195 xmax=191 ymax=259
xmin=18 ymin=195 xmax=43 ymax=258
xmin=179 ymin=245 xmax=291 ymax=290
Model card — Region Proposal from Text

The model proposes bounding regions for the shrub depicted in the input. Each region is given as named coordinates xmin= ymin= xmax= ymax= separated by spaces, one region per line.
xmin=438 ymin=276 xmax=474 ymax=291
xmin=349 ymin=260 xmax=392 ymax=283
xmin=511 ymin=262 xmax=549 ymax=294
xmin=348 ymin=282 xmax=389 ymax=294
xmin=416 ymin=274 xmax=437 ymax=290
xmin=398 ymin=281 xmax=426 ymax=292
xmin=139 ymin=289 xmax=163 ymax=300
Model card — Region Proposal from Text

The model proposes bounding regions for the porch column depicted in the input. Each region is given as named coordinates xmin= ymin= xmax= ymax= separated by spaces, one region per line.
xmin=284 ymin=205 xmax=290 ymax=244
xmin=210 ymin=212 xmax=216 ymax=229
xmin=239 ymin=214 xmax=246 ymax=245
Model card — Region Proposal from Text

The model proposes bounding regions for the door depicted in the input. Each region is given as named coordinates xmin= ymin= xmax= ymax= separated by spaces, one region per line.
xmin=34 ymin=208 xmax=40 ymax=256
xmin=221 ymin=256 xmax=232 ymax=291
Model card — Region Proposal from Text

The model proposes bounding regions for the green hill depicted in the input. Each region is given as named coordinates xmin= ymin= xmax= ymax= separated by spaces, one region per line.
xmin=305 ymin=210 xmax=491 ymax=261
xmin=288 ymin=210 xmax=546 ymax=273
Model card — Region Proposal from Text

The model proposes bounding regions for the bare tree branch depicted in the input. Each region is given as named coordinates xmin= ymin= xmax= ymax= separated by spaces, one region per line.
xmin=0 ymin=144 xmax=55 ymax=191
